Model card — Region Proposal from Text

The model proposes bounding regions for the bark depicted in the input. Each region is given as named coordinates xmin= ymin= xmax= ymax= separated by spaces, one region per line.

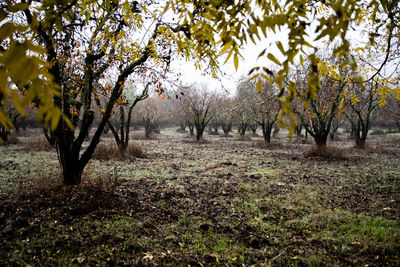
xmin=222 ymin=121 xmax=232 ymax=135
xmin=314 ymin=136 xmax=327 ymax=148
xmin=261 ymin=122 xmax=274 ymax=143
xmin=195 ymin=125 xmax=205 ymax=141
xmin=249 ymin=123 xmax=257 ymax=134
xmin=188 ymin=122 xmax=194 ymax=136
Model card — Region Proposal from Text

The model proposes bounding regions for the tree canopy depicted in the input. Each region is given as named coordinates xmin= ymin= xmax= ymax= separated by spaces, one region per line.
xmin=1 ymin=0 xmax=399 ymax=140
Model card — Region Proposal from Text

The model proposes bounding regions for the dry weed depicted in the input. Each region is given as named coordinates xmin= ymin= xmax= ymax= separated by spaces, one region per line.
xmin=304 ymin=146 xmax=349 ymax=160
xmin=1 ymin=134 xmax=19 ymax=145
xmin=131 ymin=132 xmax=157 ymax=140
xmin=83 ymin=165 xmax=119 ymax=192
xmin=255 ymin=140 xmax=281 ymax=148
xmin=15 ymin=172 xmax=62 ymax=200
xmin=93 ymin=142 xmax=144 ymax=161
xmin=22 ymin=137 xmax=54 ymax=151
xmin=235 ymin=134 xmax=252 ymax=141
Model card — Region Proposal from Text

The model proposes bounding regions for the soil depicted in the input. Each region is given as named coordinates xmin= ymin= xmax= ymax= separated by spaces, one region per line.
xmin=0 ymin=128 xmax=399 ymax=266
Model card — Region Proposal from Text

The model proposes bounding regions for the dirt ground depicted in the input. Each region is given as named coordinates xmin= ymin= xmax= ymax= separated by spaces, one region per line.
xmin=0 ymin=128 xmax=399 ymax=266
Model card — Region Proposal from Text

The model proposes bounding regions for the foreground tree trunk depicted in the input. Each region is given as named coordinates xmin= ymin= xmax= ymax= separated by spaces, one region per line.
xmin=354 ymin=119 xmax=368 ymax=149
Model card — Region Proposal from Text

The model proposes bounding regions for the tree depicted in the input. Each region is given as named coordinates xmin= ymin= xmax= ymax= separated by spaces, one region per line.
xmin=343 ymin=44 xmax=400 ymax=148
xmin=2 ymin=1 xmax=399 ymax=137
xmin=1 ymin=0 xmax=226 ymax=185
xmin=216 ymin=98 xmax=235 ymax=135
xmin=292 ymin=52 xmax=350 ymax=148
xmin=139 ymin=96 xmax=164 ymax=139
xmin=251 ymin=81 xmax=281 ymax=143
xmin=0 ymin=101 xmax=19 ymax=142
xmin=234 ymin=80 xmax=255 ymax=137
xmin=188 ymin=85 xmax=217 ymax=141
xmin=105 ymin=82 xmax=150 ymax=153
xmin=345 ymin=81 xmax=380 ymax=148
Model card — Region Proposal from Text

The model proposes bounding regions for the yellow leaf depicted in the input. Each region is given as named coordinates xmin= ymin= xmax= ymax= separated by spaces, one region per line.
xmin=267 ymin=53 xmax=280 ymax=65
xmin=50 ymin=108 xmax=61 ymax=132
xmin=256 ymin=79 xmax=262 ymax=93
xmin=233 ymin=53 xmax=239 ymax=70
xmin=276 ymin=41 xmax=285 ymax=55
xmin=219 ymin=41 xmax=232 ymax=55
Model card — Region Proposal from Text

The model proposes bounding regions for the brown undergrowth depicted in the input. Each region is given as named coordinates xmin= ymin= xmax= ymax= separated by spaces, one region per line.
xmin=93 ymin=142 xmax=144 ymax=160
xmin=303 ymin=145 xmax=349 ymax=160
xmin=22 ymin=136 xmax=54 ymax=151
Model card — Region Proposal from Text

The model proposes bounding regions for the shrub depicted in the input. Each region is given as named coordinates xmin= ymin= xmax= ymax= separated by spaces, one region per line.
xmin=23 ymin=137 xmax=54 ymax=151
xmin=235 ymin=134 xmax=252 ymax=141
xmin=255 ymin=140 xmax=281 ymax=148
xmin=93 ymin=142 xmax=144 ymax=161
xmin=16 ymin=172 xmax=62 ymax=200
xmin=1 ymin=134 xmax=19 ymax=145
xmin=370 ymin=129 xmax=386 ymax=135
xmin=303 ymin=146 xmax=349 ymax=160
xmin=131 ymin=132 xmax=157 ymax=140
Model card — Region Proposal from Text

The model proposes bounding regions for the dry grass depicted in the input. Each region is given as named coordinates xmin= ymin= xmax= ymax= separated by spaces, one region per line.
xmin=255 ymin=140 xmax=281 ymax=148
xmin=22 ymin=137 xmax=54 ymax=151
xmin=131 ymin=132 xmax=157 ymax=140
xmin=83 ymin=165 xmax=119 ymax=192
xmin=303 ymin=145 xmax=349 ymax=160
xmin=370 ymin=129 xmax=386 ymax=135
xmin=235 ymin=134 xmax=252 ymax=141
xmin=1 ymin=134 xmax=19 ymax=145
xmin=93 ymin=142 xmax=144 ymax=161
xmin=15 ymin=172 xmax=62 ymax=200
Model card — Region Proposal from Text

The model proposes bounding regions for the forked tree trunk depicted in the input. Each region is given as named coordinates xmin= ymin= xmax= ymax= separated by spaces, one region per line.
xmin=222 ymin=121 xmax=232 ymax=135
xmin=355 ymin=120 xmax=368 ymax=149
xmin=249 ymin=123 xmax=257 ymax=134
xmin=261 ymin=122 xmax=274 ymax=143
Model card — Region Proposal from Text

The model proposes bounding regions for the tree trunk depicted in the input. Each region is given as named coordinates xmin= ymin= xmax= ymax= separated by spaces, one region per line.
xmin=222 ymin=121 xmax=231 ymax=135
xmin=179 ymin=121 xmax=186 ymax=131
xmin=314 ymin=133 xmax=328 ymax=148
xmin=355 ymin=138 xmax=366 ymax=149
xmin=56 ymin=142 xmax=83 ymax=185
xmin=61 ymin=159 xmax=83 ymax=185
xmin=188 ymin=122 xmax=194 ymax=136
xmin=249 ymin=123 xmax=257 ymax=134
xmin=354 ymin=120 xmax=367 ymax=149
xmin=195 ymin=125 xmax=204 ymax=141
xmin=239 ymin=123 xmax=247 ymax=136
xmin=295 ymin=123 xmax=303 ymax=137
xmin=0 ymin=127 xmax=9 ymax=142
xmin=262 ymin=123 xmax=273 ymax=143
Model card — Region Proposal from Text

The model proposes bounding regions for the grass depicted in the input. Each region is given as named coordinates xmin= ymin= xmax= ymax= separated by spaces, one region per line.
xmin=0 ymin=128 xmax=399 ymax=266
